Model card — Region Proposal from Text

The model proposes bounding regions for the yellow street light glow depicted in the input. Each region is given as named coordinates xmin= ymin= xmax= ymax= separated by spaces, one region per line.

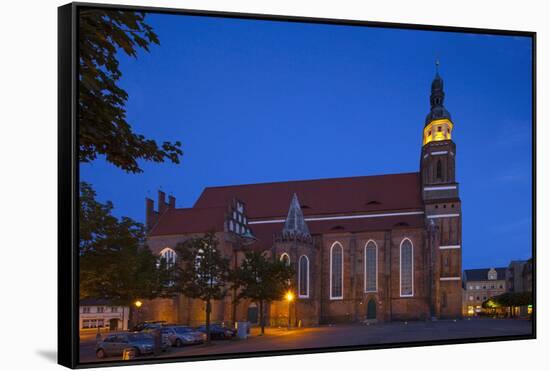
xmin=134 ymin=300 xmax=143 ymax=308
xmin=285 ymin=291 xmax=294 ymax=302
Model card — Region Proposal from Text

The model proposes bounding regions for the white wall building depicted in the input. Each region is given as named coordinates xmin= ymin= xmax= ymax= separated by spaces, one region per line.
xmin=79 ymin=299 xmax=130 ymax=333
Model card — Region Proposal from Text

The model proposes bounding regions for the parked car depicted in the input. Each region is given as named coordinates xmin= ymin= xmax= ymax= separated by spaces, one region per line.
xmin=95 ymin=332 xmax=169 ymax=359
xmin=196 ymin=324 xmax=236 ymax=339
xmin=131 ymin=320 xmax=166 ymax=332
xmin=161 ymin=326 xmax=206 ymax=347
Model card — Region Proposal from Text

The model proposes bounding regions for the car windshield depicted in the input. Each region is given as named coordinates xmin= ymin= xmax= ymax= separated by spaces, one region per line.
xmin=174 ymin=327 xmax=193 ymax=333
xmin=128 ymin=333 xmax=153 ymax=341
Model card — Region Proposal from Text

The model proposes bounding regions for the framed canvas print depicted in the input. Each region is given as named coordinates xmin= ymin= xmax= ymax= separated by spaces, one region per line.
xmin=58 ymin=2 xmax=536 ymax=368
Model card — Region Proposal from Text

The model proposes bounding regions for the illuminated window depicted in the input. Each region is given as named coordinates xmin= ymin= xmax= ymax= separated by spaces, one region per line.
xmin=110 ymin=307 xmax=118 ymax=313
xmin=400 ymin=239 xmax=414 ymax=297
xmin=298 ymin=255 xmax=309 ymax=298
xmin=82 ymin=319 xmax=104 ymax=329
xmin=82 ymin=307 xmax=90 ymax=313
xmin=97 ymin=307 xmax=104 ymax=313
xmin=330 ymin=242 xmax=344 ymax=299
xmin=364 ymin=241 xmax=377 ymax=293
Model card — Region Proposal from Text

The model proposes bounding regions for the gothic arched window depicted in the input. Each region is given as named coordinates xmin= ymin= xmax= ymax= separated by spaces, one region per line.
xmin=159 ymin=247 xmax=177 ymax=269
xmin=364 ymin=241 xmax=377 ymax=293
xmin=159 ymin=247 xmax=177 ymax=286
xmin=280 ymin=253 xmax=290 ymax=266
xmin=330 ymin=242 xmax=344 ymax=299
xmin=298 ymin=255 xmax=309 ymax=298
xmin=400 ymin=239 xmax=414 ymax=297
xmin=436 ymin=159 xmax=442 ymax=180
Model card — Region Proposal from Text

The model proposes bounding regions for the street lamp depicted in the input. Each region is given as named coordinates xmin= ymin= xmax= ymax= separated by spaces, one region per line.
xmin=285 ymin=291 xmax=294 ymax=329
xmin=134 ymin=300 xmax=143 ymax=327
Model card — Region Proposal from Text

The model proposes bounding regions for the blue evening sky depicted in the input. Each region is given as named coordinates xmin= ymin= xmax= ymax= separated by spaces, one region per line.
xmin=80 ymin=13 xmax=533 ymax=270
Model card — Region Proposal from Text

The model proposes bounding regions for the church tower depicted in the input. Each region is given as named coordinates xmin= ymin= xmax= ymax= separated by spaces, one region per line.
xmin=421 ymin=61 xmax=463 ymax=319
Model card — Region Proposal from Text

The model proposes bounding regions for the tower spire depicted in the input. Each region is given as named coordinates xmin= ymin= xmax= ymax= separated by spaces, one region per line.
xmin=282 ymin=193 xmax=310 ymax=237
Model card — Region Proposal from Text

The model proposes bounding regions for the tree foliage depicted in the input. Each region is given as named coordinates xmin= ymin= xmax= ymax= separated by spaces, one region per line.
xmin=79 ymin=9 xmax=182 ymax=173
xmin=482 ymin=292 xmax=532 ymax=309
xmin=233 ymin=251 xmax=294 ymax=334
xmin=79 ymin=182 xmax=164 ymax=304
xmin=173 ymin=233 xmax=230 ymax=342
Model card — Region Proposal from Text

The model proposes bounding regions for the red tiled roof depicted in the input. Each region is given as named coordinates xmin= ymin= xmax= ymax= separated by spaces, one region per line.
xmin=149 ymin=207 xmax=226 ymax=237
xmin=195 ymin=172 xmax=423 ymax=219
xmin=149 ymin=172 xmax=424 ymax=239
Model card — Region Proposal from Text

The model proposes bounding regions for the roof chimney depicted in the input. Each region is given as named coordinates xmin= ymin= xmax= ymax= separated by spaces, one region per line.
xmin=145 ymin=198 xmax=157 ymax=231
xmin=168 ymin=195 xmax=176 ymax=209
xmin=158 ymin=191 xmax=167 ymax=214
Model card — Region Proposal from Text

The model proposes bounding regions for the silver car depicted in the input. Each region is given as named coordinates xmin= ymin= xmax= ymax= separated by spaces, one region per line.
xmin=162 ymin=326 xmax=206 ymax=347
xmin=95 ymin=332 xmax=169 ymax=359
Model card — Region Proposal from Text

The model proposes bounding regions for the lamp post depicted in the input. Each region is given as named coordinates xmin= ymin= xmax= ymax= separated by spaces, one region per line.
xmin=134 ymin=300 xmax=143 ymax=328
xmin=285 ymin=291 xmax=294 ymax=330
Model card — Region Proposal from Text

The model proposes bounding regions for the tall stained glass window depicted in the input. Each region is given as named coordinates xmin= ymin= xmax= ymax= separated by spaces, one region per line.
xmin=365 ymin=241 xmax=377 ymax=292
xmin=400 ymin=239 xmax=414 ymax=296
xmin=330 ymin=242 xmax=343 ymax=299
xmin=299 ymin=255 xmax=309 ymax=298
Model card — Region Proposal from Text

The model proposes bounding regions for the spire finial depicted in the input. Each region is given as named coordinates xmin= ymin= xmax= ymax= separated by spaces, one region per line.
xmin=435 ymin=57 xmax=440 ymax=74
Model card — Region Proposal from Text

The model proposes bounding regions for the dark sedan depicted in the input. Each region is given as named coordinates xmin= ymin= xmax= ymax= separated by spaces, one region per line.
xmin=196 ymin=324 xmax=236 ymax=340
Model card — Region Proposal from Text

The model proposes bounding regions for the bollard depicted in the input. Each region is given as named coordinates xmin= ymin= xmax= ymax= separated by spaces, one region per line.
xmin=122 ymin=348 xmax=136 ymax=360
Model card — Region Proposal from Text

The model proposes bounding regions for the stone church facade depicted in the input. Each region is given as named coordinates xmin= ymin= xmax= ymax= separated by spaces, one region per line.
xmin=139 ymin=69 xmax=463 ymax=326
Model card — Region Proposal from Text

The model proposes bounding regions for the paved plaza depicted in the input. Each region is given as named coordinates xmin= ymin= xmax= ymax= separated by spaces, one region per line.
xmin=79 ymin=318 xmax=533 ymax=364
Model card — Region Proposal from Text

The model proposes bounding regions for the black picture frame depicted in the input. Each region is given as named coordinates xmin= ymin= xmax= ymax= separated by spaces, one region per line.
xmin=58 ymin=2 xmax=536 ymax=368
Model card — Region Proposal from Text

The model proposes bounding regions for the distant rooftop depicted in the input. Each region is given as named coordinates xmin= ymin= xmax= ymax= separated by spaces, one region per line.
xmin=463 ymin=268 xmax=507 ymax=281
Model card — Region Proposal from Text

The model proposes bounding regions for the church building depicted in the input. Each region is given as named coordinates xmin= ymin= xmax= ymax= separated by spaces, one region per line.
xmin=140 ymin=68 xmax=463 ymax=326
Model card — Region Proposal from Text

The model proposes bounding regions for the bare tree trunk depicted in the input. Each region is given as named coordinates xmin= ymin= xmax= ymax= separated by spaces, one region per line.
xmin=206 ymin=300 xmax=212 ymax=343
xmin=259 ymin=300 xmax=265 ymax=335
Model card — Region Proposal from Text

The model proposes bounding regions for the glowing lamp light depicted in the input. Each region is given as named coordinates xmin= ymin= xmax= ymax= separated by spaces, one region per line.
xmin=285 ymin=291 xmax=294 ymax=302
xmin=134 ymin=300 xmax=143 ymax=308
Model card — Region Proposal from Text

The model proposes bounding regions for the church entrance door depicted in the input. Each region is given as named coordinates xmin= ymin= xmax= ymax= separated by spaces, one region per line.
xmin=367 ymin=299 xmax=377 ymax=320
